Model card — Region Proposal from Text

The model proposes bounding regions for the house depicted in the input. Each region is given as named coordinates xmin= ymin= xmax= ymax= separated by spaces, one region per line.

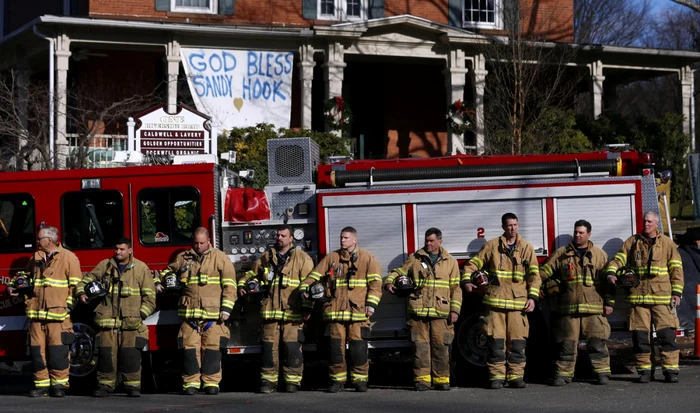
xmin=0 ymin=0 xmax=698 ymax=167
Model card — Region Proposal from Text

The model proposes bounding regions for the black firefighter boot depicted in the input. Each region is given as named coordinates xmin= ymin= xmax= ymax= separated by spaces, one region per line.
xmin=637 ymin=370 xmax=652 ymax=383
xmin=50 ymin=386 xmax=65 ymax=398
xmin=28 ymin=388 xmax=49 ymax=398
xmin=664 ymin=372 xmax=679 ymax=383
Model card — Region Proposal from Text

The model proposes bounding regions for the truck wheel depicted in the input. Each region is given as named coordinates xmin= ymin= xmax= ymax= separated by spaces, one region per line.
xmin=455 ymin=313 xmax=488 ymax=368
xmin=69 ymin=322 xmax=98 ymax=377
xmin=451 ymin=313 xmax=488 ymax=386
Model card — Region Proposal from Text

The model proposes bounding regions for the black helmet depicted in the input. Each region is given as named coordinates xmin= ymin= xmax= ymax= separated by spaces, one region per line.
xmin=308 ymin=281 xmax=326 ymax=301
xmin=13 ymin=271 xmax=33 ymax=293
xmin=616 ymin=268 xmax=639 ymax=288
xmin=471 ymin=270 xmax=491 ymax=288
xmin=85 ymin=280 xmax=108 ymax=302
xmin=246 ymin=278 xmax=266 ymax=295
xmin=163 ymin=273 xmax=182 ymax=291
xmin=393 ymin=274 xmax=415 ymax=298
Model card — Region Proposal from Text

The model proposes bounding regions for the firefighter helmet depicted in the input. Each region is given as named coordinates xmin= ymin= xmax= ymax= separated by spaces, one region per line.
xmin=246 ymin=278 xmax=266 ymax=295
xmin=471 ymin=270 xmax=491 ymax=288
xmin=615 ymin=268 xmax=639 ymax=288
xmin=85 ymin=280 xmax=108 ymax=302
xmin=13 ymin=271 xmax=33 ymax=293
xmin=393 ymin=274 xmax=415 ymax=298
xmin=308 ymin=281 xmax=326 ymax=300
xmin=163 ymin=273 xmax=182 ymax=290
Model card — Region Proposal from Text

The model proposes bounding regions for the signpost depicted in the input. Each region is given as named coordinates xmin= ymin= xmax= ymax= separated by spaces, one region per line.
xmin=126 ymin=104 xmax=216 ymax=157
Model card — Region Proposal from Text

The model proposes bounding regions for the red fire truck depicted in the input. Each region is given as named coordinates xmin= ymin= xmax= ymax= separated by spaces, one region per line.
xmin=0 ymin=138 xmax=662 ymax=384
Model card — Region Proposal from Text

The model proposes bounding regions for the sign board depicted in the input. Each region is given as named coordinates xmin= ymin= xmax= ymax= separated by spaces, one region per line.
xmin=132 ymin=105 xmax=213 ymax=156
xmin=180 ymin=48 xmax=294 ymax=131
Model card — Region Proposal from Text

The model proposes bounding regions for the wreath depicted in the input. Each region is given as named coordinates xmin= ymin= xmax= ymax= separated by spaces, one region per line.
xmin=446 ymin=99 xmax=475 ymax=135
xmin=324 ymin=96 xmax=352 ymax=130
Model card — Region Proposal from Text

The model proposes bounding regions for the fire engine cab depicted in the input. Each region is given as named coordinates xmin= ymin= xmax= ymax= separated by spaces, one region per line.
xmin=0 ymin=137 xmax=663 ymax=382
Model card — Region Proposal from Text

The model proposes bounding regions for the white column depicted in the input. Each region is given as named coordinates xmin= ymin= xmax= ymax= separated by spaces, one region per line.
xmin=590 ymin=60 xmax=605 ymax=119
xmin=322 ymin=41 xmax=346 ymax=134
xmin=298 ymin=44 xmax=315 ymax=130
xmin=165 ymin=39 xmax=181 ymax=114
xmin=473 ymin=54 xmax=488 ymax=155
xmin=55 ymin=34 xmax=71 ymax=169
xmin=444 ymin=48 xmax=468 ymax=155
xmin=681 ymin=66 xmax=693 ymax=139
xmin=15 ymin=64 xmax=30 ymax=169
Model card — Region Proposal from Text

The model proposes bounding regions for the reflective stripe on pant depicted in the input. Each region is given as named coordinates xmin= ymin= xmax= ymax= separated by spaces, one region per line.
xmin=629 ymin=304 xmax=680 ymax=373
xmin=328 ymin=320 xmax=370 ymax=383
xmin=260 ymin=321 xmax=305 ymax=385
xmin=29 ymin=319 xmax=73 ymax=389
xmin=96 ymin=325 xmax=149 ymax=390
xmin=407 ymin=317 xmax=454 ymax=386
xmin=178 ymin=321 xmax=230 ymax=390
xmin=554 ymin=314 xmax=611 ymax=378
xmin=482 ymin=307 xmax=529 ymax=382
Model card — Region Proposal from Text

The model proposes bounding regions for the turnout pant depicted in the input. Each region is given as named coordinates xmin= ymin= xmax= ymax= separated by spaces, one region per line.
xmin=96 ymin=325 xmax=149 ymax=391
xmin=327 ymin=320 xmax=370 ymax=384
xmin=178 ymin=320 xmax=230 ymax=390
xmin=629 ymin=304 xmax=679 ymax=374
xmin=482 ymin=307 xmax=529 ymax=382
xmin=407 ymin=317 xmax=454 ymax=386
xmin=29 ymin=319 xmax=73 ymax=390
xmin=554 ymin=314 xmax=611 ymax=379
xmin=260 ymin=320 xmax=304 ymax=386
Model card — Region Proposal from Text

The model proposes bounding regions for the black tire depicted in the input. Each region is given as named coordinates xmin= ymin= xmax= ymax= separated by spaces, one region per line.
xmin=452 ymin=313 xmax=488 ymax=386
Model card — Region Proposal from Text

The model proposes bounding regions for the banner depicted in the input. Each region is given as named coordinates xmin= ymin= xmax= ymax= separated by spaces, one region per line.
xmin=181 ymin=48 xmax=295 ymax=131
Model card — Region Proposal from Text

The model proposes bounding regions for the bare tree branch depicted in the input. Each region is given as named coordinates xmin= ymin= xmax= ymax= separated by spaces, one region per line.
xmin=672 ymin=0 xmax=700 ymax=13
xmin=575 ymin=0 xmax=652 ymax=46
xmin=0 ymin=70 xmax=163 ymax=171
xmin=479 ymin=2 xmax=582 ymax=155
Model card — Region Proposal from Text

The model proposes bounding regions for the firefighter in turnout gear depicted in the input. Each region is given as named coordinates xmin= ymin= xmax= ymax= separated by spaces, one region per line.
xmin=238 ymin=225 xmax=315 ymax=394
xmin=606 ymin=211 xmax=684 ymax=383
xmin=385 ymin=228 xmax=461 ymax=391
xmin=77 ymin=238 xmax=155 ymax=397
xmin=539 ymin=220 xmax=613 ymax=386
xmin=161 ymin=227 xmax=237 ymax=395
xmin=462 ymin=213 xmax=540 ymax=389
xmin=300 ymin=227 xmax=383 ymax=393
xmin=7 ymin=225 xmax=83 ymax=398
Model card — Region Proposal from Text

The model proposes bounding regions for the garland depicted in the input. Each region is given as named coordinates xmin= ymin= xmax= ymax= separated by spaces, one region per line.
xmin=446 ymin=99 xmax=475 ymax=135
xmin=324 ymin=96 xmax=352 ymax=130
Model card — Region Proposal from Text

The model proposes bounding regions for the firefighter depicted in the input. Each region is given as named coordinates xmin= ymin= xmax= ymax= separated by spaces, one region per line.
xmin=299 ymin=227 xmax=383 ymax=393
xmin=462 ymin=213 xmax=540 ymax=389
xmin=77 ymin=237 xmax=156 ymax=397
xmin=238 ymin=225 xmax=314 ymax=394
xmin=539 ymin=220 xmax=613 ymax=386
xmin=605 ymin=211 xmax=684 ymax=383
xmin=7 ymin=225 xmax=83 ymax=398
xmin=384 ymin=227 xmax=461 ymax=391
xmin=160 ymin=227 xmax=237 ymax=395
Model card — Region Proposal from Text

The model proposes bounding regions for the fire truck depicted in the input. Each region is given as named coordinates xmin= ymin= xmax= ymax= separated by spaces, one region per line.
xmin=0 ymin=137 xmax=663 ymax=384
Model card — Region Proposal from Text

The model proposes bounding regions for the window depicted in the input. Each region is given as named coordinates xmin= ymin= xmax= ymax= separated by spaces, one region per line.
xmin=0 ymin=193 xmax=35 ymax=253
xmin=139 ymin=187 xmax=200 ymax=246
xmin=463 ymin=0 xmax=501 ymax=29
xmin=171 ymin=0 xmax=217 ymax=14
xmin=317 ymin=0 xmax=366 ymax=21
xmin=61 ymin=191 xmax=124 ymax=250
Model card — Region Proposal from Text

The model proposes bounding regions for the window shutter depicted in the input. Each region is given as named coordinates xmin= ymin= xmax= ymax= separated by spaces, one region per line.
xmin=448 ymin=0 xmax=461 ymax=28
xmin=155 ymin=0 xmax=171 ymax=12
xmin=220 ymin=0 xmax=235 ymax=15
xmin=368 ymin=0 xmax=384 ymax=19
xmin=302 ymin=0 xmax=317 ymax=19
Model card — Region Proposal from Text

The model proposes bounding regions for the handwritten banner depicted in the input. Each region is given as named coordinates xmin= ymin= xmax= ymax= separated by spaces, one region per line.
xmin=180 ymin=48 xmax=294 ymax=131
